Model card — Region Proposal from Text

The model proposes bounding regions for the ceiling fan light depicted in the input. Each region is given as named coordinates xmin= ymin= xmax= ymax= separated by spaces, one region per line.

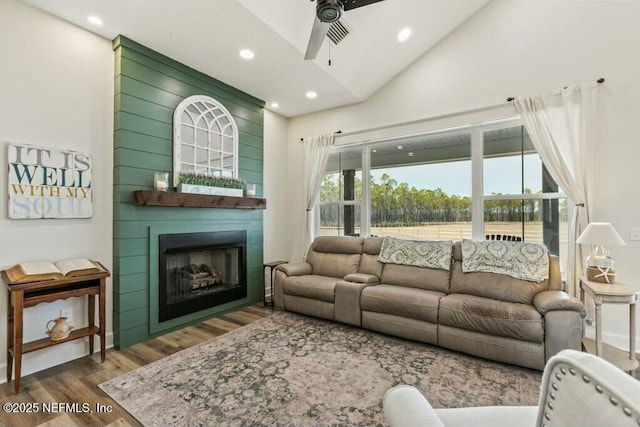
xmin=317 ymin=0 xmax=343 ymax=23
xmin=398 ymin=27 xmax=412 ymax=42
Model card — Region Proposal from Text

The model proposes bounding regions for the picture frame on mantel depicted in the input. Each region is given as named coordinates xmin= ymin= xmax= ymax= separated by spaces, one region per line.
xmin=7 ymin=143 xmax=93 ymax=219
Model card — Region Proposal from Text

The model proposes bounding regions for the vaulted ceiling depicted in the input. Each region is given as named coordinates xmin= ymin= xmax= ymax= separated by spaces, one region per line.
xmin=21 ymin=0 xmax=489 ymax=118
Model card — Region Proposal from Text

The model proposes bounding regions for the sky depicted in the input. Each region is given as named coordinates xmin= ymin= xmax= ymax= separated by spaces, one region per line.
xmin=370 ymin=154 xmax=543 ymax=197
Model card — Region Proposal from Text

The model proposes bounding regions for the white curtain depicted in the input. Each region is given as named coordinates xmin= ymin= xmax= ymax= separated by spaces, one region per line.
xmin=514 ymin=82 xmax=599 ymax=298
xmin=302 ymin=133 xmax=336 ymax=258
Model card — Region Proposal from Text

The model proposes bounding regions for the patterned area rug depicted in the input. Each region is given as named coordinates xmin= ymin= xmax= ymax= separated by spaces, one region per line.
xmin=100 ymin=311 xmax=541 ymax=426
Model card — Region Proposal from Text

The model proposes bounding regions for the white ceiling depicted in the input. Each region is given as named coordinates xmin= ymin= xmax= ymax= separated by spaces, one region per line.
xmin=20 ymin=0 xmax=489 ymax=118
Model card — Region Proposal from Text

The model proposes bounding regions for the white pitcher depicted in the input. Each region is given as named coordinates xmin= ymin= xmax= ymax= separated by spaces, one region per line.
xmin=46 ymin=316 xmax=73 ymax=341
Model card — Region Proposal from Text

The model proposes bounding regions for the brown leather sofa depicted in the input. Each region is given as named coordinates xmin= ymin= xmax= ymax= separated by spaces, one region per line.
xmin=274 ymin=236 xmax=586 ymax=370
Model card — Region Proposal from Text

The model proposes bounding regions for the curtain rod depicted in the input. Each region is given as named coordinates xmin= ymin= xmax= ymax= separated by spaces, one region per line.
xmin=316 ymin=102 xmax=515 ymax=142
xmin=300 ymin=130 xmax=342 ymax=142
xmin=506 ymin=77 xmax=605 ymax=102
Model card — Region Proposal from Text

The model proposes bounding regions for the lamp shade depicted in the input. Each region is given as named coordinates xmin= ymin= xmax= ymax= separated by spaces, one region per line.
xmin=576 ymin=222 xmax=626 ymax=246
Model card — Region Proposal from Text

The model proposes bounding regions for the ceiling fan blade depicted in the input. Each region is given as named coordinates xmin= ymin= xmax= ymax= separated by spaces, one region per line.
xmin=342 ymin=0 xmax=386 ymax=12
xmin=305 ymin=17 xmax=331 ymax=60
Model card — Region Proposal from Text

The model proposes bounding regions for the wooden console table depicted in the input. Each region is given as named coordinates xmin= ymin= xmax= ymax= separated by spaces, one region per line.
xmin=1 ymin=266 xmax=110 ymax=393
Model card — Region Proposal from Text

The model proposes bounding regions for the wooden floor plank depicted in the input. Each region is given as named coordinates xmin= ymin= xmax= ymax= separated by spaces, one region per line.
xmin=104 ymin=418 xmax=133 ymax=427
xmin=0 ymin=304 xmax=273 ymax=427
xmin=36 ymin=413 xmax=79 ymax=427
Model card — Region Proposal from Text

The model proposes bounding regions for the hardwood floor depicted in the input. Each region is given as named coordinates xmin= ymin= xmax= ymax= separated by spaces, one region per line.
xmin=0 ymin=304 xmax=273 ymax=427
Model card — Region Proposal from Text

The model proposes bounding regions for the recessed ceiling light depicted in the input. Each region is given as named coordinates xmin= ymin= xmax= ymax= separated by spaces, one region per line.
xmin=239 ymin=49 xmax=255 ymax=60
xmin=397 ymin=27 xmax=412 ymax=42
xmin=306 ymin=91 xmax=318 ymax=99
xmin=372 ymin=149 xmax=377 ymax=153
xmin=270 ymin=102 xmax=279 ymax=108
xmin=397 ymin=145 xmax=403 ymax=150
xmin=87 ymin=15 xmax=103 ymax=26
xmin=408 ymin=152 xmax=414 ymax=157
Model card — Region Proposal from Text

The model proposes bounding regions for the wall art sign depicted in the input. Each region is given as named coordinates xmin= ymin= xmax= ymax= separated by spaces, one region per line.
xmin=7 ymin=143 xmax=93 ymax=219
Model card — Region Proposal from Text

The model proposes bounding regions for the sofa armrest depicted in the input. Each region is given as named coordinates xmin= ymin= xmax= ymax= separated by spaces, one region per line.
xmin=343 ymin=273 xmax=379 ymax=284
xmin=533 ymin=291 xmax=586 ymax=317
xmin=335 ymin=280 xmax=377 ymax=326
xmin=276 ymin=262 xmax=312 ymax=277
xmin=535 ymin=291 xmax=586 ymax=361
xmin=273 ymin=263 xmax=312 ymax=309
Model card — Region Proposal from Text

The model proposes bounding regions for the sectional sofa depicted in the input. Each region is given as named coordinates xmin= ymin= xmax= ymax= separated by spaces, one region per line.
xmin=273 ymin=236 xmax=586 ymax=370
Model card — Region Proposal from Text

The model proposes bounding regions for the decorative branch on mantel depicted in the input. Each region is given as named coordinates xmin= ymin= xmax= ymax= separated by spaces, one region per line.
xmin=133 ymin=191 xmax=266 ymax=210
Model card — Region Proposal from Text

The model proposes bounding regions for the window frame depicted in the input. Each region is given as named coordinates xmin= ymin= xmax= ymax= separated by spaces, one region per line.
xmin=318 ymin=117 xmax=566 ymax=252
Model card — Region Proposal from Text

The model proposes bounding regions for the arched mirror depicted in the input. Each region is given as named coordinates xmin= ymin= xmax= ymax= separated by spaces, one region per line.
xmin=173 ymin=95 xmax=239 ymax=187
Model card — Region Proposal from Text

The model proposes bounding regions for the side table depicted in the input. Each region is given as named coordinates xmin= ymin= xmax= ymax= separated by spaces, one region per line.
xmin=263 ymin=261 xmax=287 ymax=307
xmin=2 ymin=266 xmax=110 ymax=393
xmin=579 ymin=277 xmax=639 ymax=372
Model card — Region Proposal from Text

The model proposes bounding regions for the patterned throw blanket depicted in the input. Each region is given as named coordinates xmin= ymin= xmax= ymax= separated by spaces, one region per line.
xmin=461 ymin=239 xmax=549 ymax=282
xmin=378 ymin=237 xmax=453 ymax=270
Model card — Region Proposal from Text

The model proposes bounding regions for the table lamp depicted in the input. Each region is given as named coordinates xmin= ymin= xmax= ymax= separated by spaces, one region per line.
xmin=576 ymin=222 xmax=626 ymax=283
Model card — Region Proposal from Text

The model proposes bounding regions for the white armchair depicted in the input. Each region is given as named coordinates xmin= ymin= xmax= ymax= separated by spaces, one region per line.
xmin=383 ymin=350 xmax=640 ymax=427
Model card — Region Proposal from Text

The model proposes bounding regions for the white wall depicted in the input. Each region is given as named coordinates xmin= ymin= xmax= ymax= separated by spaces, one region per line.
xmin=285 ymin=0 xmax=640 ymax=350
xmin=0 ymin=0 xmax=114 ymax=379
xmin=263 ymin=110 xmax=290 ymax=263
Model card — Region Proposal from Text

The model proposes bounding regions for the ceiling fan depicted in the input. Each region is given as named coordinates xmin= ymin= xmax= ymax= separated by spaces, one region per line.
xmin=304 ymin=0 xmax=387 ymax=60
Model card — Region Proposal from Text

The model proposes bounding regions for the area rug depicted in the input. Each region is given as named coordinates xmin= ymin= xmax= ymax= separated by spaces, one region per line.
xmin=100 ymin=311 xmax=541 ymax=426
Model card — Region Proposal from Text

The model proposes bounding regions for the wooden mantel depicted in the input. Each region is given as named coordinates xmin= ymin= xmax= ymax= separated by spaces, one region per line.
xmin=133 ymin=190 xmax=266 ymax=209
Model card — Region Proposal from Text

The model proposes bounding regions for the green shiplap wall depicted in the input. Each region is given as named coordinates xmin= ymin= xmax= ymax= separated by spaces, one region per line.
xmin=113 ymin=36 xmax=265 ymax=348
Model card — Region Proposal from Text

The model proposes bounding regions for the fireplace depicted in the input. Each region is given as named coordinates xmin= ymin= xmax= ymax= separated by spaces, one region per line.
xmin=158 ymin=230 xmax=247 ymax=322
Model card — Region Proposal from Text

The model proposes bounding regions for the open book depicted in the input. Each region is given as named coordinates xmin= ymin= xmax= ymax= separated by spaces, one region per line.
xmin=4 ymin=258 xmax=104 ymax=284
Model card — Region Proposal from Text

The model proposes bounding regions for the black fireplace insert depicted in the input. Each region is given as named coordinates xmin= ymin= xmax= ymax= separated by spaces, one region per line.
xmin=158 ymin=230 xmax=247 ymax=322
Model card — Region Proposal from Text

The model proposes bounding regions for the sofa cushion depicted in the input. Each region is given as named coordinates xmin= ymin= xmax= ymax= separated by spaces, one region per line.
xmin=283 ymin=295 xmax=334 ymax=320
xmin=361 ymin=284 xmax=444 ymax=323
xmin=311 ymin=236 xmax=364 ymax=254
xmin=359 ymin=237 xmax=384 ymax=277
xmin=364 ymin=237 xmax=383 ymax=255
xmin=452 ymin=241 xmax=561 ymax=293
xmin=449 ymin=262 xmax=547 ymax=304
xmin=307 ymin=252 xmax=361 ymax=278
xmin=359 ymin=253 xmax=384 ymax=278
xmin=439 ymin=294 xmax=544 ymax=343
xmin=282 ymin=275 xmax=339 ymax=303
xmin=380 ymin=263 xmax=451 ymax=293
xmin=363 ymin=312 xmax=438 ymax=345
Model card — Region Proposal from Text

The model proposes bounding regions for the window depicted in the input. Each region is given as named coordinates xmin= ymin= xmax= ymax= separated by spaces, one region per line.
xmin=172 ymin=95 xmax=238 ymax=187
xmin=319 ymin=119 xmax=567 ymax=265
xmin=319 ymin=148 xmax=363 ymax=236
xmin=483 ymin=125 xmax=566 ymax=261
xmin=368 ymin=132 xmax=471 ymax=241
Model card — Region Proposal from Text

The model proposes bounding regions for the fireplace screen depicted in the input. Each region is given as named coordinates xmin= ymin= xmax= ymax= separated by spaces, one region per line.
xmin=159 ymin=230 xmax=246 ymax=322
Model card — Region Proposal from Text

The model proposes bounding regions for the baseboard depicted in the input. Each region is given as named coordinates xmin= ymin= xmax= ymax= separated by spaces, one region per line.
xmin=584 ymin=324 xmax=640 ymax=355
xmin=0 ymin=332 xmax=114 ymax=385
